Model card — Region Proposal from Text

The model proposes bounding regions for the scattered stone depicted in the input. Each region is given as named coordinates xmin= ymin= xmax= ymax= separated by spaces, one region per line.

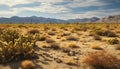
xmin=73 ymin=57 xmax=79 ymax=60
xmin=68 ymin=51 xmax=76 ymax=56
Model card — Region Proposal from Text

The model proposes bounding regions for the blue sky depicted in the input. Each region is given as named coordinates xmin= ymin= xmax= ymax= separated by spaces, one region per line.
xmin=0 ymin=0 xmax=120 ymax=20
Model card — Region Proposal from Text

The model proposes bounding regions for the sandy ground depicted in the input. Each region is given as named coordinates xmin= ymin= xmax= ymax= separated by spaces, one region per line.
xmin=0 ymin=24 xmax=120 ymax=69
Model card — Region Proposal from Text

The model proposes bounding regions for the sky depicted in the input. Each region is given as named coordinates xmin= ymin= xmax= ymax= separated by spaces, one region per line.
xmin=0 ymin=0 xmax=120 ymax=20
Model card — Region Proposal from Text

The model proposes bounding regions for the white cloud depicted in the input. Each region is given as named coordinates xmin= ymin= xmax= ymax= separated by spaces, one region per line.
xmin=0 ymin=0 xmax=64 ymax=7
xmin=57 ymin=9 xmax=120 ymax=20
xmin=0 ymin=10 xmax=17 ymax=17
xmin=67 ymin=0 xmax=108 ymax=8
xmin=0 ymin=0 xmax=119 ymax=19
xmin=0 ymin=0 xmax=30 ymax=7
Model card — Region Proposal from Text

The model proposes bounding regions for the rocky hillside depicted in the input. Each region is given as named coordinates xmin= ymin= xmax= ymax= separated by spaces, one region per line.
xmin=0 ymin=15 xmax=120 ymax=23
xmin=97 ymin=15 xmax=120 ymax=23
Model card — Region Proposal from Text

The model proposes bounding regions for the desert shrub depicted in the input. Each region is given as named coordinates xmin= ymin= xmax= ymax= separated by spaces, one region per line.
xmin=82 ymin=51 xmax=120 ymax=69
xmin=18 ymin=25 xmax=28 ymax=28
xmin=0 ymin=29 xmax=37 ymax=63
xmin=104 ymin=30 xmax=117 ymax=37
xmin=46 ymin=38 xmax=55 ymax=43
xmin=90 ymin=44 xmax=103 ymax=50
xmin=0 ymin=29 xmax=20 ymax=43
xmin=28 ymin=29 xmax=39 ymax=34
xmin=66 ymin=36 xmax=79 ymax=41
xmin=44 ymin=26 xmax=50 ymax=30
xmin=74 ymin=27 xmax=81 ymax=31
xmin=51 ymin=28 xmax=56 ymax=31
xmin=116 ymin=44 xmax=120 ymax=50
xmin=48 ymin=31 xmax=56 ymax=35
xmin=67 ymin=43 xmax=79 ymax=48
xmin=64 ymin=58 xmax=77 ymax=65
xmin=60 ymin=27 xmax=68 ymax=31
xmin=0 ymin=28 xmax=3 ymax=34
xmin=49 ymin=43 xmax=60 ymax=50
xmin=80 ymin=26 xmax=88 ymax=31
xmin=94 ymin=29 xmax=104 ymax=36
xmin=108 ymin=38 xmax=119 ymax=45
xmin=56 ymin=35 xmax=61 ymax=39
xmin=61 ymin=32 xmax=71 ymax=36
xmin=94 ymin=29 xmax=117 ymax=37
xmin=93 ymin=35 xmax=102 ymax=40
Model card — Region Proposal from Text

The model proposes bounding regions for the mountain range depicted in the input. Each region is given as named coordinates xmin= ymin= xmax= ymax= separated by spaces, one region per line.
xmin=0 ymin=15 xmax=120 ymax=23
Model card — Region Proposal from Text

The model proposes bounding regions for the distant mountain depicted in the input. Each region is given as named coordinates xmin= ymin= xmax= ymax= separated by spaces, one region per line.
xmin=97 ymin=15 xmax=120 ymax=23
xmin=68 ymin=17 xmax=100 ymax=23
xmin=0 ymin=16 xmax=66 ymax=23
xmin=0 ymin=15 xmax=119 ymax=23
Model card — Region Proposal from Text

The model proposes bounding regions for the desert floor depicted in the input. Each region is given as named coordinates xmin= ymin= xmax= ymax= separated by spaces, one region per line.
xmin=0 ymin=23 xmax=120 ymax=69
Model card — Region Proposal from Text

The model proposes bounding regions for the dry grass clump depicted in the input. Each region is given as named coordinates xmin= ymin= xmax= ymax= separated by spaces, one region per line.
xmin=61 ymin=32 xmax=71 ymax=36
xmin=66 ymin=36 xmax=79 ymax=41
xmin=21 ymin=60 xmax=35 ymax=69
xmin=51 ymin=28 xmax=57 ymax=31
xmin=60 ymin=27 xmax=68 ymax=31
xmin=93 ymin=35 xmax=102 ymax=40
xmin=43 ymin=26 xmax=50 ymax=31
xmin=49 ymin=43 xmax=60 ymax=50
xmin=39 ymin=43 xmax=49 ymax=48
xmin=82 ymin=51 xmax=120 ymax=69
xmin=90 ymin=44 xmax=103 ymax=50
xmin=67 ymin=42 xmax=79 ymax=48
xmin=28 ymin=29 xmax=39 ymax=34
xmin=103 ymin=30 xmax=118 ymax=37
xmin=46 ymin=38 xmax=55 ymax=43
xmin=116 ymin=44 xmax=120 ymax=50
xmin=94 ymin=29 xmax=117 ymax=37
xmin=48 ymin=31 xmax=56 ymax=35
xmin=56 ymin=35 xmax=61 ymax=39
xmin=18 ymin=25 xmax=28 ymax=28
xmin=64 ymin=58 xmax=77 ymax=65
xmin=61 ymin=37 xmax=66 ymax=41
xmin=108 ymin=38 xmax=119 ymax=45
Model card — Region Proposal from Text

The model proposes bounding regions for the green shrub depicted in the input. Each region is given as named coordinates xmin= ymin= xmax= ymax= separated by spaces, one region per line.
xmin=94 ymin=29 xmax=117 ymax=37
xmin=0 ymin=29 xmax=38 ymax=63
xmin=95 ymin=29 xmax=104 ymax=36
xmin=108 ymin=38 xmax=119 ymax=45
xmin=104 ymin=30 xmax=117 ymax=37
xmin=0 ymin=29 xmax=20 ymax=43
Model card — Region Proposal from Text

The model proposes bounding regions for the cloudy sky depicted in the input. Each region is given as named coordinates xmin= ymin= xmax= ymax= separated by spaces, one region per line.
xmin=0 ymin=0 xmax=120 ymax=20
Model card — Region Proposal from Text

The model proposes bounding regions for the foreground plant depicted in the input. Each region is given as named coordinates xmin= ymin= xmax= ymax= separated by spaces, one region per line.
xmin=0 ymin=29 xmax=38 ymax=63
xmin=82 ymin=51 xmax=120 ymax=69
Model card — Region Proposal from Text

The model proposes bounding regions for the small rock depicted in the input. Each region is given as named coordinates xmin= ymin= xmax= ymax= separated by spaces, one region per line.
xmin=73 ymin=57 xmax=79 ymax=60
xmin=68 ymin=51 xmax=76 ymax=56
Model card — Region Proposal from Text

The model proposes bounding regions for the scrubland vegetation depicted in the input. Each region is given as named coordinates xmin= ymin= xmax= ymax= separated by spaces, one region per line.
xmin=0 ymin=23 xmax=120 ymax=69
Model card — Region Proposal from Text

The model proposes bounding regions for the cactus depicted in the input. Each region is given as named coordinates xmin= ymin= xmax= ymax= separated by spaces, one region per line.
xmin=0 ymin=29 xmax=38 ymax=63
